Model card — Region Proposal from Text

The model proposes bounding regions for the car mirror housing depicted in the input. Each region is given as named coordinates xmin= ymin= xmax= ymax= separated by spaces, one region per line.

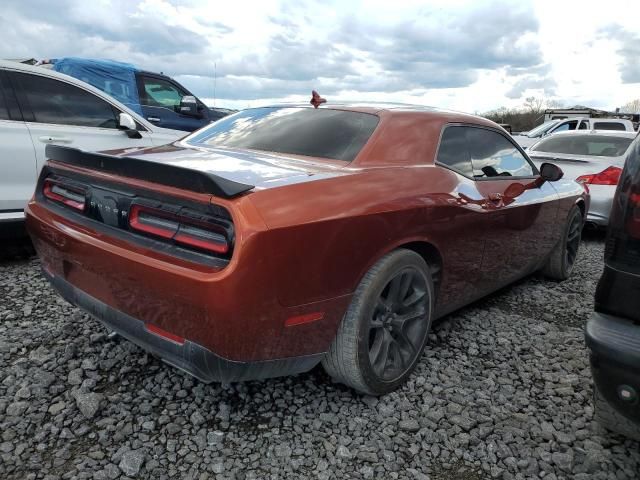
xmin=118 ymin=113 xmax=142 ymax=139
xmin=179 ymin=95 xmax=199 ymax=117
xmin=540 ymin=162 xmax=564 ymax=182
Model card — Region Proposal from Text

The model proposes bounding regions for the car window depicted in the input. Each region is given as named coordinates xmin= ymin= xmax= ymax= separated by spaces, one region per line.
xmin=141 ymin=77 xmax=186 ymax=109
xmin=552 ymin=120 xmax=578 ymax=133
xmin=578 ymin=120 xmax=589 ymax=130
xmin=467 ymin=127 xmax=535 ymax=178
xmin=186 ymin=107 xmax=379 ymax=162
xmin=530 ymin=135 xmax=633 ymax=157
xmin=593 ymin=122 xmax=626 ymax=131
xmin=0 ymin=85 xmax=8 ymax=120
xmin=436 ymin=126 xmax=473 ymax=177
xmin=13 ymin=72 xmax=118 ymax=128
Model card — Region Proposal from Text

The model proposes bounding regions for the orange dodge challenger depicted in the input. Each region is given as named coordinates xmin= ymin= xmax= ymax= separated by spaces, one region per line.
xmin=26 ymin=104 xmax=588 ymax=395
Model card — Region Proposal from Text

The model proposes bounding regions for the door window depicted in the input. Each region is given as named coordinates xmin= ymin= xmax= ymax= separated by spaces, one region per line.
xmin=0 ymin=86 xmax=8 ymax=120
xmin=552 ymin=120 xmax=578 ymax=133
xmin=12 ymin=72 xmax=118 ymax=128
xmin=466 ymin=127 xmax=535 ymax=178
xmin=578 ymin=120 xmax=589 ymax=130
xmin=141 ymin=77 xmax=186 ymax=109
xmin=436 ymin=126 xmax=473 ymax=177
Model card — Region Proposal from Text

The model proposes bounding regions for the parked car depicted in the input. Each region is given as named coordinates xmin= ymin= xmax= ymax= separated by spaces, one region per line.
xmin=26 ymin=104 xmax=587 ymax=395
xmin=515 ymin=118 xmax=635 ymax=149
xmin=527 ymin=130 xmax=636 ymax=227
xmin=0 ymin=60 xmax=185 ymax=231
xmin=585 ymin=133 xmax=640 ymax=440
xmin=49 ymin=57 xmax=231 ymax=132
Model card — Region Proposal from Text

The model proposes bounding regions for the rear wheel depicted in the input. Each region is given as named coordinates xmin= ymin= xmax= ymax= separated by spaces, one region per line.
xmin=542 ymin=205 xmax=583 ymax=280
xmin=322 ymin=249 xmax=434 ymax=395
xmin=594 ymin=385 xmax=640 ymax=441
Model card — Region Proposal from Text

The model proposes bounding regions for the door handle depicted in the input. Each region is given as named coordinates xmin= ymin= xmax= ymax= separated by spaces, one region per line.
xmin=487 ymin=193 xmax=504 ymax=208
xmin=38 ymin=136 xmax=72 ymax=144
xmin=147 ymin=117 xmax=161 ymax=123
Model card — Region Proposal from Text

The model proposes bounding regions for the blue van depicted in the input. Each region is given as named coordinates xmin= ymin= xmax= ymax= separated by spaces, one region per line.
xmin=51 ymin=57 xmax=230 ymax=132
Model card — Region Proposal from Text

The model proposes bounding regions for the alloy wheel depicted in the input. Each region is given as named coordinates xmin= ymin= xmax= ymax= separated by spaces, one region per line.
xmin=566 ymin=212 xmax=582 ymax=268
xmin=368 ymin=267 xmax=430 ymax=381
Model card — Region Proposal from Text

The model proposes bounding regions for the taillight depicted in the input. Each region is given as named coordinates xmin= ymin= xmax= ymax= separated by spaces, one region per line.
xmin=43 ymin=178 xmax=86 ymax=211
xmin=626 ymin=191 xmax=640 ymax=239
xmin=129 ymin=204 xmax=229 ymax=255
xmin=576 ymin=166 xmax=622 ymax=186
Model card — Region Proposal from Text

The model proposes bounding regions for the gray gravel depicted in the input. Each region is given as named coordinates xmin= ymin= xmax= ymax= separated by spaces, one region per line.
xmin=1 ymin=234 xmax=639 ymax=479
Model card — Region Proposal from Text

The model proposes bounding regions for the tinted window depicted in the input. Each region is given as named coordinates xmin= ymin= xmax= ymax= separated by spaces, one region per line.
xmin=0 ymin=85 xmax=8 ymax=120
xmin=14 ymin=72 xmax=118 ymax=128
xmin=467 ymin=127 xmax=535 ymax=178
xmin=530 ymin=135 xmax=633 ymax=157
xmin=186 ymin=107 xmax=379 ymax=162
xmin=593 ymin=122 xmax=626 ymax=131
xmin=141 ymin=76 xmax=186 ymax=108
xmin=436 ymin=126 xmax=473 ymax=177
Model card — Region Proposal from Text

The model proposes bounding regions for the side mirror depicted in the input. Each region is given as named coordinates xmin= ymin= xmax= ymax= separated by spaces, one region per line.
xmin=179 ymin=95 xmax=199 ymax=117
xmin=540 ymin=162 xmax=564 ymax=182
xmin=118 ymin=113 xmax=142 ymax=139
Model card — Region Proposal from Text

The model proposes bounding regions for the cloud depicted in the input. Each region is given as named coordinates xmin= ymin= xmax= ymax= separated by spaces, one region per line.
xmin=0 ymin=0 xmax=549 ymax=105
xmin=598 ymin=24 xmax=640 ymax=84
xmin=505 ymin=72 xmax=557 ymax=99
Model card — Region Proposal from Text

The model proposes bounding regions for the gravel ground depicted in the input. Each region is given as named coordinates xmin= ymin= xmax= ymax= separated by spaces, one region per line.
xmin=1 ymin=234 xmax=639 ymax=480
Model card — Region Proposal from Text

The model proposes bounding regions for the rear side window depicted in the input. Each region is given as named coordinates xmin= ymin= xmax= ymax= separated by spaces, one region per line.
xmin=186 ymin=107 xmax=379 ymax=162
xmin=593 ymin=122 xmax=626 ymax=131
xmin=466 ymin=127 xmax=534 ymax=178
xmin=12 ymin=72 xmax=119 ymax=128
xmin=436 ymin=126 xmax=473 ymax=177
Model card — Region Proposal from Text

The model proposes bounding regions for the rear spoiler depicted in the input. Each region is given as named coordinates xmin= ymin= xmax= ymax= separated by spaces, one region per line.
xmin=45 ymin=145 xmax=254 ymax=199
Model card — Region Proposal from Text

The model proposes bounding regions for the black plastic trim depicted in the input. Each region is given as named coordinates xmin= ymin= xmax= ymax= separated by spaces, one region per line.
xmin=585 ymin=312 xmax=640 ymax=367
xmin=44 ymin=270 xmax=323 ymax=383
xmin=45 ymin=144 xmax=254 ymax=198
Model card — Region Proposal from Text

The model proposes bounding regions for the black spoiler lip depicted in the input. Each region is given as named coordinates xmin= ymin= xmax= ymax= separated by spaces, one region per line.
xmin=44 ymin=144 xmax=255 ymax=199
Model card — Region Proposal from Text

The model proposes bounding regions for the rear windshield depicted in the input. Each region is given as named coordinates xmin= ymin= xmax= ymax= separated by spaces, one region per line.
xmin=185 ymin=107 xmax=379 ymax=162
xmin=530 ymin=135 xmax=633 ymax=157
xmin=593 ymin=122 xmax=626 ymax=131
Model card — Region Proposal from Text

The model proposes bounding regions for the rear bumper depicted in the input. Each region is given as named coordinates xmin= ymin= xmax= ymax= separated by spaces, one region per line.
xmin=45 ymin=268 xmax=323 ymax=382
xmin=585 ymin=185 xmax=614 ymax=226
xmin=585 ymin=312 xmax=640 ymax=424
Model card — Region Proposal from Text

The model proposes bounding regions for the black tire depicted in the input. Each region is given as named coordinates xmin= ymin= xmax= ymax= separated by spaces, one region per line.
xmin=541 ymin=205 xmax=583 ymax=281
xmin=322 ymin=249 xmax=434 ymax=395
xmin=594 ymin=386 xmax=640 ymax=441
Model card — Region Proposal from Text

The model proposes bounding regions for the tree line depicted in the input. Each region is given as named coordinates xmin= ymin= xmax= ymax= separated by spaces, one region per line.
xmin=482 ymin=97 xmax=640 ymax=133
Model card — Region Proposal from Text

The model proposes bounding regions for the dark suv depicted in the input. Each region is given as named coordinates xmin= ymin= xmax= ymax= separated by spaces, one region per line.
xmin=586 ymin=133 xmax=640 ymax=440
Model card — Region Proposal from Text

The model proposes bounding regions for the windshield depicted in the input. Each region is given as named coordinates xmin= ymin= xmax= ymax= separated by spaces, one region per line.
xmin=526 ymin=120 xmax=559 ymax=138
xmin=185 ymin=107 xmax=379 ymax=162
xmin=530 ymin=135 xmax=633 ymax=157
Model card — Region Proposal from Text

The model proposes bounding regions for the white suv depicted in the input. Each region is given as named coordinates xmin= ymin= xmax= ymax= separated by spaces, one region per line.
xmin=515 ymin=117 xmax=635 ymax=148
xmin=0 ymin=60 xmax=185 ymax=229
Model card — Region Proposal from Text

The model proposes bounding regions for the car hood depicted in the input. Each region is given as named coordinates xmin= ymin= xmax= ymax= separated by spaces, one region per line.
xmin=117 ymin=142 xmax=350 ymax=190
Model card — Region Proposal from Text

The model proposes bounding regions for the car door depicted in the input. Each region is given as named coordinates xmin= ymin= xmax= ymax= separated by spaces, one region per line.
xmin=465 ymin=126 xmax=559 ymax=286
xmin=8 ymin=71 xmax=153 ymax=172
xmin=137 ymin=74 xmax=208 ymax=132
xmin=432 ymin=125 xmax=487 ymax=309
xmin=0 ymin=71 xmax=38 ymax=219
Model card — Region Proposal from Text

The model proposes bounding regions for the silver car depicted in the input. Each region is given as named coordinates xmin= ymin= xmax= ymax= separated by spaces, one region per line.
xmin=528 ymin=130 xmax=638 ymax=227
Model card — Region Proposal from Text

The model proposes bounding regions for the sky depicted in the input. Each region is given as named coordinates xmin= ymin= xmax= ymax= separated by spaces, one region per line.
xmin=1 ymin=0 xmax=639 ymax=113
